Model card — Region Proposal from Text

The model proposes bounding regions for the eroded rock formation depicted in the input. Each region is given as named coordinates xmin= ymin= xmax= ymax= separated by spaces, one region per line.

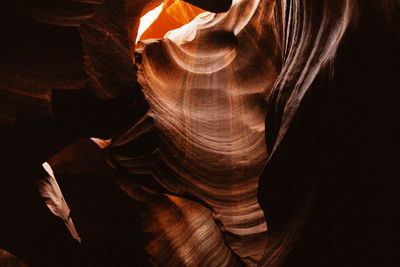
xmin=0 ymin=0 xmax=399 ymax=266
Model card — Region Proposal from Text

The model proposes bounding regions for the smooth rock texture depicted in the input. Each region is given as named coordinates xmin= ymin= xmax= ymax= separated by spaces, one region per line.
xmin=111 ymin=0 xmax=279 ymax=265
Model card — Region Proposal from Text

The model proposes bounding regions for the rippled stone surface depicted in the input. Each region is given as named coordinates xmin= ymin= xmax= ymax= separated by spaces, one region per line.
xmin=111 ymin=0 xmax=279 ymax=265
xmin=1 ymin=0 xmax=399 ymax=266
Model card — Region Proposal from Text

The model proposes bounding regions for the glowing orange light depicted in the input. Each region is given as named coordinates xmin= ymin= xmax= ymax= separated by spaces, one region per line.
xmin=136 ymin=0 xmax=205 ymax=44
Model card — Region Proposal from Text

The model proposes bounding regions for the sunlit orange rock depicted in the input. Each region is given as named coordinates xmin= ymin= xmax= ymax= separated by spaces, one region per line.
xmin=137 ymin=0 xmax=205 ymax=43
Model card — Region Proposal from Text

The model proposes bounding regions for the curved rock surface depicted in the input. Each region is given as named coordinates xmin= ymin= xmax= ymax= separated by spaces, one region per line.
xmin=111 ymin=0 xmax=279 ymax=265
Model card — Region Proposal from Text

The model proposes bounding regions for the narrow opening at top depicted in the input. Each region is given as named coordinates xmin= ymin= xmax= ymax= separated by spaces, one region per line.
xmin=135 ymin=0 xmax=206 ymax=44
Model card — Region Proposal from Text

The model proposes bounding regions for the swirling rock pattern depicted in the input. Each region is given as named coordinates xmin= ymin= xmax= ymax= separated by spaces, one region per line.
xmin=110 ymin=0 xmax=280 ymax=265
xmin=2 ymin=0 xmax=398 ymax=266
